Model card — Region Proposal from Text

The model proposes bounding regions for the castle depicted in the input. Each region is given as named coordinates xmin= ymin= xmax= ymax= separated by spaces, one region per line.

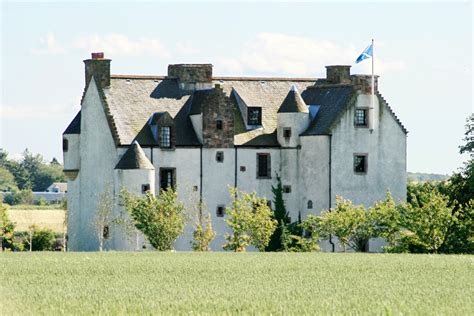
xmin=63 ymin=52 xmax=407 ymax=251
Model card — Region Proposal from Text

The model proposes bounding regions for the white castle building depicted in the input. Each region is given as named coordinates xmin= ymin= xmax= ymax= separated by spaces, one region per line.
xmin=63 ymin=52 xmax=407 ymax=251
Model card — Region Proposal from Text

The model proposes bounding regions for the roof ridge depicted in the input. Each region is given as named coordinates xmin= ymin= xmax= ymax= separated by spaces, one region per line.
xmin=110 ymin=74 xmax=319 ymax=82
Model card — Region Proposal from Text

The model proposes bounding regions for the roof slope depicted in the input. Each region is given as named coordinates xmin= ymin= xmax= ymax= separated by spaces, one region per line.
xmin=63 ymin=111 xmax=81 ymax=134
xmin=301 ymin=86 xmax=356 ymax=135
xmin=115 ymin=141 xmax=154 ymax=170
xmin=103 ymin=76 xmax=315 ymax=146
xmin=277 ymin=86 xmax=308 ymax=113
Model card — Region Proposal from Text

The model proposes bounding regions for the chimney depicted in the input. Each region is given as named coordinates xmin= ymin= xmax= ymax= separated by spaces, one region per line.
xmin=325 ymin=65 xmax=351 ymax=84
xmin=167 ymin=64 xmax=213 ymax=92
xmin=84 ymin=52 xmax=111 ymax=89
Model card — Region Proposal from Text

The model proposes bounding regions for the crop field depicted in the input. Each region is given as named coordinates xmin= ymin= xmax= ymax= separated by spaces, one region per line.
xmin=7 ymin=209 xmax=65 ymax=232
xmin=1 ymin=252 xmax=473 ymax=315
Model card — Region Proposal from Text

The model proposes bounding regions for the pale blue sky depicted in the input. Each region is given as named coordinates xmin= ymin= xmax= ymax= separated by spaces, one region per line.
xmin=1 ymin=1 xmax=472 ymax=174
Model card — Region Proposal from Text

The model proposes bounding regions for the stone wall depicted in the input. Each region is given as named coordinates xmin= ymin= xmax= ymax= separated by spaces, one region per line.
xmin=202 ymin=85 xmax=234 ymax=148
xmin=168 ymin=64 xmax=212 ymax=83
xmin=84 ymin=58 xmax=111 ymax=89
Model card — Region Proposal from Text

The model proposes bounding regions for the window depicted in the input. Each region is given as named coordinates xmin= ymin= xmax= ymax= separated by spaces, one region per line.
xmin=62 ymin=139 xmax=68 ymax=152
xmin=266 ymin=200 xmax=272 ymax=208
xmin=216 ymin=120 xmax=223 ymax=130
xmin=103 ymin=225 xmax=109 ymax=239
xmin=141 ymin=184 xmax=150 ymax=194
xmin=283 ymin=128 xmax=292 ymax=139
xmin=216 ymin=205 xmax=225 ymax=217
xmin=160 ymin=127 xmax=171 ymax=148
xmin=257 ymin=153 xmax=271 ymax=178
xmin=354 ymin=109 xmax=368 ymax=127
xmin=283 ymin=185 xmax=292 ymax=193
xmin=240 ymin=166 xmax=246 ymax=172
xmin=247 ymin=107 xmax=262 ymax=125
xmin=160 ymin=168 xmax=175 ymax=190
xmin=307 ymin=200 xmax=313 ymax=209
xmin=216 ymin=151 xmax=224 ymax=162
xmin=354 ymin=154 xmax=368 ymax=174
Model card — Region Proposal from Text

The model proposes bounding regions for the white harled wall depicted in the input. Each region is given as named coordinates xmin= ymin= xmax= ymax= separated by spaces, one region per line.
xmin=68 ymin=79 xmax=118 ymax=251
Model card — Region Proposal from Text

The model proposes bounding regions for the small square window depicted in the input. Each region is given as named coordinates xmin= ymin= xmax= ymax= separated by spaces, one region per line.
xmin=62 ymin=139 xmax=69 ymax=152
xmin=283 ymin=185 xmax=291 ymax=193
xmin=216 ymin=205 xmax=225 ymax=217
xmin=355 ymin=109 xmax=368 ymax=127
xmin=193 ymin=185 xmax=198 ymax=192
xmin=216 ymin=151 xmax=224 ymax=163
xmin=216 ymin=120 xmax=223 ymax=130
xmin=240 ymin=166 xmax=246 ymax=172
xmin=141 ymin=184 xmax=151 ymax=194
xmin=247 ymin=107 xmax=262 ymax=125
xmin=266 ymin=200 xmax=272 ymax=208
xmin=354 ymin=154 xmax=368 ymax=174
xmin=283 ymin=128 xmax=292 ymax=138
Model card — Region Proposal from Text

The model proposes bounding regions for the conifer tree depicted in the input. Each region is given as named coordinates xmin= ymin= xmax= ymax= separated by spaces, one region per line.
xmin=266 ymin=173 xmax=290 ymax=251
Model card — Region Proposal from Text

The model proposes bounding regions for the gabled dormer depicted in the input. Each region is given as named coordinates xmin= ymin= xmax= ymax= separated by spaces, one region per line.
xmin=231 ymin=88 xmax=263 ymax=131
xmin=148 ymin=112 xmax=175 ymax=149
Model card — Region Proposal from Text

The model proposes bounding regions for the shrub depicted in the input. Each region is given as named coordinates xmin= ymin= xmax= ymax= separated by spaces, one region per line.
xmin=121 ymin=189 xmax=185 ymax=251
xmin=223 ymin=187 xmax=277 ymax=252
xmin=191 ymin=212 xmax=216 ymax=252
xmin=23 ymin=226 xmax=55 ymax=251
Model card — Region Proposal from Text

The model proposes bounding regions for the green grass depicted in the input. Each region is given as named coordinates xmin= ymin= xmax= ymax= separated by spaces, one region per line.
xmin=1 ymin=252 xmax=473 ymax=315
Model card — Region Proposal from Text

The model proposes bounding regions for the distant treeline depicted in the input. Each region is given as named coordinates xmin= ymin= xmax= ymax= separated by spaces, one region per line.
xmin=407 ymin=172 xmax=449 ymax=182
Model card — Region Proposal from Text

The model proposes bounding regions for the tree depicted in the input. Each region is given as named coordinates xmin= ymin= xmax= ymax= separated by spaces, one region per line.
xmin=282 ymin=216 xmax=321 ymax=252
xmin=23 ymin=227 xmax=55 ymax=251
xmin=318 ymin=197 xmax=376 ymax=252
xmin=93 ymin=188 xmax=114 ymax=251
xmin=0 ymin=203 xmax=17 ymax=251
xmin=266 ymin=173 xmax=290 ymax=251
xmin=388 ymin=190 xmax=454 ymax=253
xmin=223 ymin=187 xmax=277 ymax=252
xmin=121 ymin=189 xmax=185 ymax=251
xmin=459 ymin=113 xmax=473 ymax=156
xmin=0 ymin=167 xmax=18 ymax=192
xmin=191 ymin=211 xmax=216 ymax=252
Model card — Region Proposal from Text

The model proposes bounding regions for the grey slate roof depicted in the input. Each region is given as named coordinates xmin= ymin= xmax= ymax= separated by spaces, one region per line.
xmin=63 ymin=111 xmax=81 ymax=134
xmin=115 ymin=141 xmax=154 ymax=170
xmin=277 ymin=87 xmax=309 ymax=113
xmin=301 ymin=86 xmax=357 ymax=135
xmin=74 ymin=74 xmax=405 ymax=147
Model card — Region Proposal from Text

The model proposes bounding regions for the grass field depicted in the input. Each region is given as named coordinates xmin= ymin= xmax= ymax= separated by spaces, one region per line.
xmin=1 ymin=252 xmax=473 ymax=315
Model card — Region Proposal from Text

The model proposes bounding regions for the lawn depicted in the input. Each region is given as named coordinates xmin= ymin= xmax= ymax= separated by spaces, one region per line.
xmin=1 ymin=252 xmax=473 ymax=315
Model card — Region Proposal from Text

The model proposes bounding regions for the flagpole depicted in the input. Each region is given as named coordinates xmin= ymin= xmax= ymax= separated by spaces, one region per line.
xmin=370 ymin=38 xmax=374 ymax=132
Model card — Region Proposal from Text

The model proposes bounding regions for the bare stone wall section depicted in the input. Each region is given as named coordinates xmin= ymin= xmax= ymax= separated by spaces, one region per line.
xmin=202 ymin=85 xmax=234 ymax=148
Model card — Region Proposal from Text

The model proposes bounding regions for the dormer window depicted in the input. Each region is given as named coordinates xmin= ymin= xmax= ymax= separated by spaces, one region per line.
xmin=355 ymin=109 xmax=368 ymax=127
xmin=160 ymin=127 xmax=171 ymax=148
xmin=248 ymin=107 xmax=262 ymax=125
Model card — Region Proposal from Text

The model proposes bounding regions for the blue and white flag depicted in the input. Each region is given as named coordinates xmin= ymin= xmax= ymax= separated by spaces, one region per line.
xmin=355 ymin=43 xmax=373 ymax=63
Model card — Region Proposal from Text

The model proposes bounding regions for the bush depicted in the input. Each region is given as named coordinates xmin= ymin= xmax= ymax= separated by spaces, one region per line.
xmin=121 ymin=189 xmax=185 ymax=251
xmin=3 ymin=189 xmax=34 ymax=206
xmin=23 ymin=226 xmax=55 ymax=251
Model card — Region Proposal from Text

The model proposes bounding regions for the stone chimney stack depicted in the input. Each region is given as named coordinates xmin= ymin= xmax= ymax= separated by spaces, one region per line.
xmin=84 ymin=52 xmax=111 ymax=89
xmin=325 ymin=65 xmax=351 ymax=84
xmin=168 ymin=64 xmax=213 ymax=92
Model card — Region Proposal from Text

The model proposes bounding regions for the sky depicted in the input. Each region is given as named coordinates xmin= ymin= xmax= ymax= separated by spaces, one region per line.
xmin=0 ymin=1 xmax=472 ymax=175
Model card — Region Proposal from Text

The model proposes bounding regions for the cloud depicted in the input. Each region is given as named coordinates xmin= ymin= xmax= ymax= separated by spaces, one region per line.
xmin=73 ymin=34 xmax=170 ymax=57
xmin=175 ymin=40 xmax=200 ymax=55
xmin=31 ymin=33 xmax=67 ymax=55
xmin=215 ymin=33 xmax=406 ymax=77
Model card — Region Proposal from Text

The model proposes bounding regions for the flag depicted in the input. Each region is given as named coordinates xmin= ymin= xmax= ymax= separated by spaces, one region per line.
xmin=355 ymin=43 xmax=373 ymax=63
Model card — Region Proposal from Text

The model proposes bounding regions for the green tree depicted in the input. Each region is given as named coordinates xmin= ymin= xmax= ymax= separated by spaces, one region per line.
xmin=319 ymin=197 xmax=376 ymax=252
xmin=0 ymin=167 xmax=18 ymax=192
xmin=0 ymin=203 xmax=17 ymax=251
xmin=223 ymin=187 xmax=277 ymax=252
xmin=388 ymin=190 xmax=454 ymax=253
xmin=34 ymin=163 xmax=65 ymax=191
xmin=266 ymin=173 xmax=290 ymax=251
xmin=122 ymin=189 xmax=185 ymax=251
xmin=283 ymin=216 xmax=321 ymax=252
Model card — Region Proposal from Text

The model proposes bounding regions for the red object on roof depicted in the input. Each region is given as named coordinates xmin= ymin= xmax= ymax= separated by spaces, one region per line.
xmin=91 ymin=52 xmax=104 ymax=59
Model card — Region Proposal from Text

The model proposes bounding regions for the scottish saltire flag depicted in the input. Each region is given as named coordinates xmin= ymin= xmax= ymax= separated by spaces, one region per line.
xmin=356 ymin=43 xmax=373 ymax=63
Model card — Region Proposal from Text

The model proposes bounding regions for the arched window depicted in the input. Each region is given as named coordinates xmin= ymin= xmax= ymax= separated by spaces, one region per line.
xmin=307 ymin=200 xmax=313 ymax=209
